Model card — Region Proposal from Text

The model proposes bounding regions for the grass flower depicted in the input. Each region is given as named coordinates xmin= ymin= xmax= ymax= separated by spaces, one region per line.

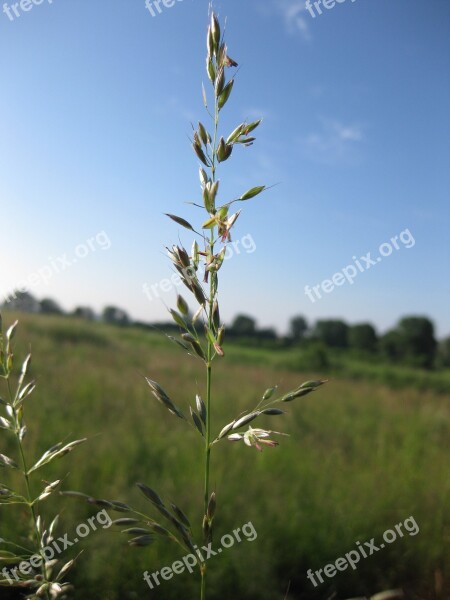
xmin=228 ymin=427 xmax=288 ymax=451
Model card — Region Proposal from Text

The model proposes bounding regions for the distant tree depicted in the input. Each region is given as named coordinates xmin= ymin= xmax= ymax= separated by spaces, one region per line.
xmin=312 ymin=319 xmax=349 ymax=348
xmin=348 ymin=323 xmax=378 ymax=353
xmin=102 ymin=306 xmax=130 ymax=326
xmin=231 ymin=314 xmax=256 ymax=336
xmin=397 ymin=316 xmax=437 ymax=369
xmin=40 ymin=298 xmax=64 ymax=315
xmin=2 ymin=290 xmax=39 ymax=313
xmin=380 ymin=330 xmax=404 ymax=362
xmin=437 ymin=336 xmax=450 ymax=368
xmin=302 ymin=342 xmax=330 ymax=371
xmin=380 ymin=317 xmax=437 ymax=369
xmin=289 ymin=315 xmax=308 ymax=342
xmin=255 ymin=328 xmax=277 ymax=341
xmin=72 ymin=306 xmax=96 ymax=321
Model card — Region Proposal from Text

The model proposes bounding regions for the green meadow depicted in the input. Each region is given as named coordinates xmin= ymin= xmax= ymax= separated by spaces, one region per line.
xmin=1 ymin=312 xmax=449 ymax=599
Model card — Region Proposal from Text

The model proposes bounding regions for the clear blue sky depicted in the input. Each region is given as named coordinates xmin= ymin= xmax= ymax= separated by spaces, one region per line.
xmin=1 ymin=0 xmax=449 ymax=337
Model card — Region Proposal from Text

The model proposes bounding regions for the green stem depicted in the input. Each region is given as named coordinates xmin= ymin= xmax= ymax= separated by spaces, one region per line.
xmin=201 ymin=78 xmax=220 ymax=600
xmin=201 ymin=256 xmax=214 ymax=600
xmin=7 ymin=379 xmax=51 ymax=600
xmin=203 ymin=362 xmax=212 ymax=514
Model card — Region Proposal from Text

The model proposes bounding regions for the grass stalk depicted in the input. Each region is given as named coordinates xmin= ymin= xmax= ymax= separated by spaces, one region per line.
xmin=94 ymin=12 xmax=324 ymax=600
xmin=0 ymin=317 xmax=86 ymax=598
xmin=6 ymin=368 xmax=52 ymax=600
xmin=201 ymin=67 xmax=220 ymax=599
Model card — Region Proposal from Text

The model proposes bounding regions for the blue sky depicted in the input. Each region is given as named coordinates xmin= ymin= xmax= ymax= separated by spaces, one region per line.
xmin=1 ymin=0 xmax=449 ymax=337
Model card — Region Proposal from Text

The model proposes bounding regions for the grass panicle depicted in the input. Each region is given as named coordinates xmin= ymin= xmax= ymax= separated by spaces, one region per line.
xmin=0 ymin=317 xmax=85 ymax=599
xmin=74 ymin=11 xmax=328 ymax=600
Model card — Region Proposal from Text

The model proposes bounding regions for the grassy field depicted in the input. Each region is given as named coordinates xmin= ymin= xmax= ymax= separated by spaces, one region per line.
xmin=1 ymin=312 xmax=449 ymax=599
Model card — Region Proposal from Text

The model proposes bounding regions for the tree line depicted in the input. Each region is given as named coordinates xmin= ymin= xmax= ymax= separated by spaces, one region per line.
xmin=3 ymin=291 xmax=449 ymax=370
xmin=225 ymin=314 xmax=447 ymax=370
